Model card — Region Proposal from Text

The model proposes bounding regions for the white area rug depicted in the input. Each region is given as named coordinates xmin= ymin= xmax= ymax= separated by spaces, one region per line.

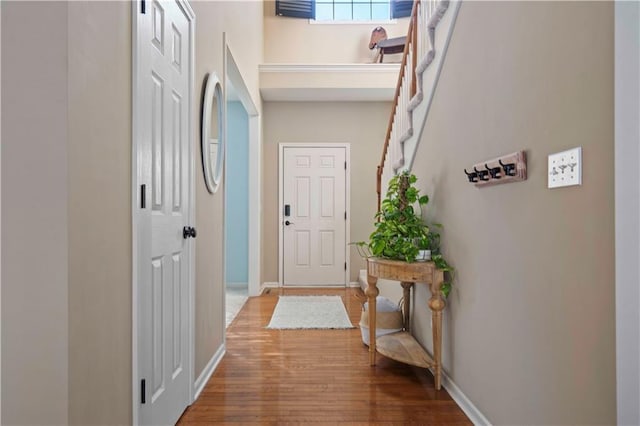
xmin=266 ymin=296 xmax=354 ymax=329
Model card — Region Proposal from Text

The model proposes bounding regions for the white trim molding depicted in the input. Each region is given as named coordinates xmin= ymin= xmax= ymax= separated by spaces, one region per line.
xmin=308 ymin=18 xmax=398 ymax=25
xmin=259 ymin=63 xmax=400 ymax=74
xmin=224 ymin=34 xmax=262 ymax=298
xmin=260 ymin=282 xmax=280 ymax=294
xmin=260 ymin=64 xmax=399 ymax=102
xmin=440 ymin=371 xmax=491 ymax=426
xmin=193 ymin=344 xmax=226 ymax=401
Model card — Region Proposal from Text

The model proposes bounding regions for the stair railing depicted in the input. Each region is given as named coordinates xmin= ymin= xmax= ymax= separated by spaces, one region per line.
xmin=376 ymin=0 xmax=439 ymax=212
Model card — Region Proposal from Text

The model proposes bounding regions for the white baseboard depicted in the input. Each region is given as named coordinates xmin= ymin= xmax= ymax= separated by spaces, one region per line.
xmin=277 ymin=285 xmax=347 ymax=289
xmin=193 ymin=343 xmax=225 ymax=401
xmin=260 ymin=282 xmax=279 ymax=294
xmin=262 ymin=281 xmax=362 ymax=290
xmin=440 ymin=370 xmax=491 ymax=426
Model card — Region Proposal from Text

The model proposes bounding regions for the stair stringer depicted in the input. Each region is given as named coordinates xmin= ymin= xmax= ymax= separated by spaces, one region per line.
xmin=384 ymin=0 xmax=462 ymax=179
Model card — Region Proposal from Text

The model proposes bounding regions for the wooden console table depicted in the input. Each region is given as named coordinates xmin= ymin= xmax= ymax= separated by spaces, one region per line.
xmin=366 ymin=257 xmax=446 ymax=390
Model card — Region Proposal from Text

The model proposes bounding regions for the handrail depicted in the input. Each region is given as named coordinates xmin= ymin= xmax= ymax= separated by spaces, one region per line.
xmin=377 ymin=0 xmax=420 ymax=212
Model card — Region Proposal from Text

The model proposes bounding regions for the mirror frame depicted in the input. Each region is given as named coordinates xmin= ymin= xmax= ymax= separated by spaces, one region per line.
xmin=201 ymin=72 xmax=224 ymax=194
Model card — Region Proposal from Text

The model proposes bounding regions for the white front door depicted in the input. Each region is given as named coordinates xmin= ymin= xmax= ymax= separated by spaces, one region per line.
xmin=135 ymin=1 xmax=194 ymax=425
xmin=282 ymin=146 xmax=348 ymax=286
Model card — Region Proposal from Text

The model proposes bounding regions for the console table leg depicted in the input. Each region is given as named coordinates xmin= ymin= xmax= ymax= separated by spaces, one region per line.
xmin=432 ymin=310 xmax=443 ymax=390
xmin=429 ymin=271 xmax=446 ymax=390
xmin=365 ymin=275 xmax=379 ymax=366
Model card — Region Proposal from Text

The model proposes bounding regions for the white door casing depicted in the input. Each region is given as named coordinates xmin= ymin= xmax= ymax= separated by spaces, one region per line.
xmin=279 ymin=144 xmax=350 ymax=286
xmin=223 ymin=37 xmax=261 ymax=297
xmin=133 ymin=1 xmax=195 ymax=425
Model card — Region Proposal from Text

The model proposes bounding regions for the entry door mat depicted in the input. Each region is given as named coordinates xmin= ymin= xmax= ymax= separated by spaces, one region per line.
xmin=266 ymin=296 xmax=355 ymax=330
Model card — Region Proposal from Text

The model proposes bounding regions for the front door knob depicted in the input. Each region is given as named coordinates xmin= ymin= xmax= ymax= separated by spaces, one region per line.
xmin=285 ymin=220 xmax=294 ymax=226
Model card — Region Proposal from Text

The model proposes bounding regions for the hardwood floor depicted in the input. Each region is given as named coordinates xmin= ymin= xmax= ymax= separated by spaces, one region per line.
xmin=178 ymin=288 xmax=471 ymax=425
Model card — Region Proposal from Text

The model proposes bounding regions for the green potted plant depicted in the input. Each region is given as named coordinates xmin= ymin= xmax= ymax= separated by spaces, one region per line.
xmin=370 ymin=171 xmax=429 ymax=262
xmin=353 ymin=171 xmax=454 ymax=297
xmin=416 ymin=223 xmax=441 ymax=261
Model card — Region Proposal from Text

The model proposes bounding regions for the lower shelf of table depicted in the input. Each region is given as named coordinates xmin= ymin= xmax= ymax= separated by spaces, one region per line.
xmin=376 ymin=331 xmax=435 ymax=369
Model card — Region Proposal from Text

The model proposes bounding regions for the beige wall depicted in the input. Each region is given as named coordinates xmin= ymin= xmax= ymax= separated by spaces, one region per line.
xmin=192 ymin=1 xmax=263 ymax=380
xmin=263 ymin=1 xmax=409 ymax=64
xmin=405 ymin=2 xmax=615 ymax=424
xmin=2 ymin=3 xmax=132 ymax=423
xmin=67 ymin=2 xmax=132 ymax=424
xmin=2 ymin=1 xmax=263 ymax=424
xmin=262 ymin=101 xmax=391 ymax=283
xmin=1 ymin=2 xmax=69 ymax=424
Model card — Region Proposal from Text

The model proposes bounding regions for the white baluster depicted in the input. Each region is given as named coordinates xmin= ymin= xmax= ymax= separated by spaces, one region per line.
xmin=401 ymin=79 xmax=405 ymax=126
xmin=389 ymin=121 xmax=395 ymax=168
xmin=405 ymin=56 xmax=410 ymax=96
xmin=419 ymin=2 xmax=426 ymax=58
xmin=398 ymin=85 xmax=403 ymax=138
xmin=421 ymin=6 xmax=428 ymax=59
xmin=405 ymin=74 xmax=409 ymax=123
xmin=408 ymin=50 xmax=413 ymax=93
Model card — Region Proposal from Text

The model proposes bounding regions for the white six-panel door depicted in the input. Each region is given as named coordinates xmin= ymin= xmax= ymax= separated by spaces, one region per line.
xmin=135 ymin=1 xmax=194 ymax=425
xmin=282 ymin=146 xmax=348 ymax=286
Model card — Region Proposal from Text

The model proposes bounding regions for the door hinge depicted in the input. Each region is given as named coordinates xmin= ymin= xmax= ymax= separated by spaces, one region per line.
xmin=141 ymin=0 xmax=146 ymax=14
xmin=344 ymin=262 xmax=347 ymax=271
xmin=344 ymin=211 xmax=347 ymax=220
xmin=140 ymin=184 xmax=146 ymax=209
xmin=344 ymin=161 xmax=347 ymax=170
xmin=141 ymin=379 xmax=146 ymax=404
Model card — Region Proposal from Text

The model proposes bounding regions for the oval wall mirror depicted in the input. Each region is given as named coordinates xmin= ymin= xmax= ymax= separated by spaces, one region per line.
xmin=201 ymin=72 xmax=224 ymax=194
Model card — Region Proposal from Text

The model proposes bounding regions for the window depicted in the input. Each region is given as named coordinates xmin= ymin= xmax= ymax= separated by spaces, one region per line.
xmin=275 ymin=0 xmax=412 ymax=20
xmin=315 ymin=0 xmax=391 ymax=22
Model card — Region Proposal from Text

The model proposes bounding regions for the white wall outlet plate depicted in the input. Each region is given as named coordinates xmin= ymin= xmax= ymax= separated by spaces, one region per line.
xmin=548 ymin=147 xmax=582 ymax=189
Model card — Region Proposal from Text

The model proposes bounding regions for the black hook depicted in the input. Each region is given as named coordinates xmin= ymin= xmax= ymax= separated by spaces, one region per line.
xmin=474 ymin=166 xmax=490 ymax=181
xmin=485 ymin=163 xmax=501 ymax=179
xmin=499 ymin=159 xmax=517 ymax=176
xmin=464 ymin=168 xmax=478 ymax=183
xmin=464 ymin=168 xmax=479 ymax=183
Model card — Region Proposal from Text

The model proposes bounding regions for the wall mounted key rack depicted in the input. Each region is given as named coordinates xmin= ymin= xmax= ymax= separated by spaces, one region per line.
xmin=464 ymin=151 xmax=527 ymax=188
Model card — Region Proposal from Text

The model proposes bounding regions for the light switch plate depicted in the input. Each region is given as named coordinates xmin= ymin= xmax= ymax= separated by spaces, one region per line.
xmin=548 ymin=147 xmax=582 ymax=189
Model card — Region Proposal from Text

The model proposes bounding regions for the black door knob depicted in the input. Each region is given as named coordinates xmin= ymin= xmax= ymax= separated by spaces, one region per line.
xmin=285 ymin=220 xmax=294 ymax=226
xmin=183 ymin=226 xmax=197 ymax=239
